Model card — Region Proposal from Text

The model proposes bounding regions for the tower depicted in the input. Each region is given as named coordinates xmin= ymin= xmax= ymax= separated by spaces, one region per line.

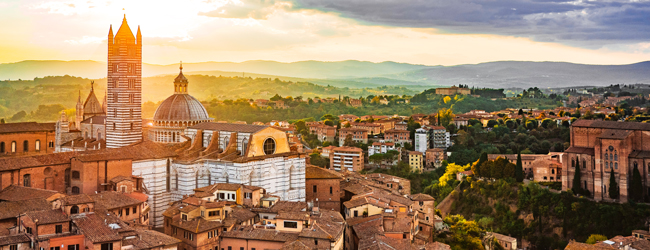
xmin=75 ymin=91 xmax=83 ymax=130
xmin=106 ymin=15 xmax=143 ymax=148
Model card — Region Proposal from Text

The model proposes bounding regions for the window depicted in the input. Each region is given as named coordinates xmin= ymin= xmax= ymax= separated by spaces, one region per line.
xmin=23 ymin=140 xmax=28 ymax=152
xmin=0 ymin=142 xmax=4 ymax=153
xmin=615 ymin=162 xmax=618 ymax=169
xmin=55 ymin=225 xmax=62 ymax=234
xmin=354 ymin=211 xmax=358 ymax=217
xmin=71 ymin=205 xmax=79 ymax=214
xmin=133 ymin=207 xmax=137 ymax=214
xmin=10 ymin=245 xmax=17 ymax=250
xmin=35 ymin=140 xmax=40 ymax=151
xmin=26 ymin=227 xmax=32 ymax=234
xmin=126 ymin=207 xmax=130 ymax=216
xmin=51 ymin=247 xmax=60 ymax=250
xmin=283 ymin=221 xmax=298 ymax=228
xmin=101 ymin=243 xmax=113 ymax=250
xmin=552 ymin=169 xmax=555 ymax=174
xmin=21 ymin=174 xmax=33 ymax=188
xmin=72 ymin=171 xmax=80 ymax=179
xmin=330 ymin=186 xmax=333 ymax=194
xmin=263 ymin=138 xmax=276 ymax=155
xmin=240 ymin=248 xmax=244 ymax=250
xmin=315 ymin=239 xmax=318 ymax=245
xmin=571 ymin=159 xmax=575 ymax=168
xmin=182 ymin=214 xmax=188 ymax=221
xmin=72 ymin=186 xmax=80 ymax=194
xmin=403 ymin=234 xmax=406 ymax=239
xmin=49 ymin=141 xmax=54 ymax=148
xmin=583 ymin=160 xmax=586 ymax=169
xmin=313 ymin=185 xmax=317 ymax=193
xmin=68 ymin=244 xmax=79 ymax=250
xmin=11 ymin=141 xmax=16 ymax=153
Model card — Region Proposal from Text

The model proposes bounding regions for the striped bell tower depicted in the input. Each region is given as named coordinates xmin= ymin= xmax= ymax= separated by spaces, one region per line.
xmin=106 ymin=15 xmax=142 ymax=148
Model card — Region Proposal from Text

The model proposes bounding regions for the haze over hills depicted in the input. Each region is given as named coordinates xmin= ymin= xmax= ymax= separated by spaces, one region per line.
xmin=1 ymin=60 xmax=649 ymax=89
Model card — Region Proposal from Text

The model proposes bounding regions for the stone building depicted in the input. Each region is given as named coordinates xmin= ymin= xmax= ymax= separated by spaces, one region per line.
xmin=435 ymin=86 xmax=470 ymax=96
xmin=148 ymin=64 xmax=213 ymax=143
xmin=106 ymin=15 xmax=143 ymax=148
xmin=384 ymin=129 xmax=410 ymax=147
xmin=562 ymin=120 xmax=650 ymax=202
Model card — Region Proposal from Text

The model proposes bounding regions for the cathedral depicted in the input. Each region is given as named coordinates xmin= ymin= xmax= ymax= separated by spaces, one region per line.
xmin=41 ymin=15 xmax=306 ymax=228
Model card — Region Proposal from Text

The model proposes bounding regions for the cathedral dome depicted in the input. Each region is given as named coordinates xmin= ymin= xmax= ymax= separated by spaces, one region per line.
xmin=153 ymin=94 xmax=210 ymax=122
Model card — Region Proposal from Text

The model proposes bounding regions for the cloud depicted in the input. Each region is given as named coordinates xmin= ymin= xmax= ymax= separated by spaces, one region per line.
xmin=199 ymin=0 xmax=292 ymax=19
xmin=284 ymin=0 xmax=650 ymax=46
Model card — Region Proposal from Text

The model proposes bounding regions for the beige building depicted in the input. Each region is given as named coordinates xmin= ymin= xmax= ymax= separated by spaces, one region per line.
xmin=330 ymin=147 xmax=364 ymax=172
xmin=409 ymin=151 xmax=424 ymax=173
xmin=435 ymin=86 xmax=471 ymax=96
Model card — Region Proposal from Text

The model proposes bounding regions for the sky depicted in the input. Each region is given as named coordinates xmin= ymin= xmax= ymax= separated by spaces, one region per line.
xmin=0 ymin=0 xmax=649 ymax=66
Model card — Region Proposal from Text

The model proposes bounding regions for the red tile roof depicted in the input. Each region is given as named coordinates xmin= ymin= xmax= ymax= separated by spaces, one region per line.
xmin=0 ymin=185 xmax=59 ymax=202
xmin=0 ymin=122 xmax=55 ymax=133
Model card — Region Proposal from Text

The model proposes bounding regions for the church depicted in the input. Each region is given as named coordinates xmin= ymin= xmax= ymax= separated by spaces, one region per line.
xmin=0 ymin=15 xmax=307 ymax=228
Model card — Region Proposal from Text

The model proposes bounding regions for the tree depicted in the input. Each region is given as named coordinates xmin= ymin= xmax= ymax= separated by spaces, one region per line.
xmin=608 ymin=168 xmax=619 ymax=199
xmin=630 ymin=164 xmax=643 ymax=202
xmin=10 ymin=110 xmax=26 ymax=121
xmin=473 ymin=152 xmax=487 ymax=176
xmin=0 ymin=118 xmax=4 ymax=124
xmin=515 ymin=152 xmax=524 ymax=182
xmin=343 ymin=134 xmax=354 ymax=147
xmin=586 ymin=234 xmax=608 ymax=244
xmin=572 ymin=160 xmax=582 ymax=195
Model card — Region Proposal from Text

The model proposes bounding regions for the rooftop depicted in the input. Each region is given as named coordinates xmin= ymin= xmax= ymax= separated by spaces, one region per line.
xmin=189 ymin=122 xmax=268 ymax=133
xmin=0 ymin=185 xmax=59 ymax=202
xmin=0 ymin=122 xmax=55 ymax=133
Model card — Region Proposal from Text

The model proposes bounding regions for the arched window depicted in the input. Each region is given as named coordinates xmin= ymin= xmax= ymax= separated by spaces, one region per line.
xmin=615 ymin=162 xmax=618 ymax=169
xmin=583 ymin=160 xmax=586 ymax=169
xmin=604 ymin=152 xmax=608 ymax=160
xmin=0 ymin=142 xmax=4 ymax=153
xmin=11 ymin=141 xmax=16 ymax=153
xmin=204 ymin=135 xmax=211 ymax=148
xmin=634 ymin=162 xmax=638 ymax=169
xmin=263 ymin=138 xmax=276 ymax=155
xmin=23 ymin=140 xmax=28 ymax=152
xmin=611 ymin=162 xmax=614 ymax=169
xmin=241 ymin=138 xmax=248 ymax=156
xmin=614 ymin=151 xmax=618 ymax=161
xmin=72 ymin=186 xmax=80 ymax=194
xmin=23 ymin=174 xmax=31 ymax=187
xmin=249 ymin=171 xmax=254 ymax=186
xmin=70 ymin=205 xmax=79 ymax=214
xmin=72 ymin=171 xmax=80 ymax=179
xmin=222 ymin=136 xmax=229 ymax=149
xmin=571 ymin=159 xmax=575 ymax=168
xmin=97 ymin=129 xmax=102 ymax=140
xmin=605 ymin=161 xmax=609 ymax=169
xmin=289 ymin=166 xmax=295 ymax=190
xmin=35 ymin=140 xmax=40 ymax=151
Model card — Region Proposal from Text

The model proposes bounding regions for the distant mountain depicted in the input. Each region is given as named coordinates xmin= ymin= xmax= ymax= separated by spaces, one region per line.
xmin=2 ymin=60 xmax=649 ymax=89
xmin=0 ymin=60 xmax=429 ymax=80
xmin=385 ymin=61 xmax=650 ymax=89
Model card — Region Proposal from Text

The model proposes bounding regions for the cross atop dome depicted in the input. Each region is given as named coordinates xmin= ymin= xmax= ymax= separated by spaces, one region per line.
xmin=174 ymin=62 xmax=188 ymax=94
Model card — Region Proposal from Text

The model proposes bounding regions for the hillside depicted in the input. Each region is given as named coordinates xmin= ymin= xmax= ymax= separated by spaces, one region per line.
xmin=387 ymin=61 xmax=650 ymax=89
xmin=3 ymin=60 xmax=650 ymax=90
xmin=446 ymin=178 xmax=650 ymax=249
xmin=0 ymin=60 xmax=430 ymax=80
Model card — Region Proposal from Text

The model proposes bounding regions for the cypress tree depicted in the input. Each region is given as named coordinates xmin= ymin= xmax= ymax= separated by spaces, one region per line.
xmin=572 ymin=159 xmax=582 ymax=195
xmin=609 ymin=168 xmax=619 ymax=199
xmin=473 ymin=152 xmax=488 ymax=177
xmin=515 ymin=152 xmax=524 ymax=182
xmin=631 ymin=164 xmax=643 ymax=202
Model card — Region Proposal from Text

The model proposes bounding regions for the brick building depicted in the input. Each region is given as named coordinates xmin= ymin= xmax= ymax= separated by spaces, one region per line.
xmin=330 ymin=147 xmax=364 ymax=172
xmin=562 ymin=120 xmax=650 ymax=202
xmin=308 ymin=124 xmax=336 ymax=143
xmin=350 ymin=123 xmax=382 ymax=135
xmin=0 ymin=122 xmax=56 ymax=156
xmin=531 ymin=159 xmax=562 ymax=182
xmin=305 ymin=165 xmax=342 ymax=212
xmin=384 ymin=129 xmax=410 ymax=147
xmin=339 ymin=128 xmax=368 ymax=145
xmin=425 ymin=148 xmax=445 ymax=169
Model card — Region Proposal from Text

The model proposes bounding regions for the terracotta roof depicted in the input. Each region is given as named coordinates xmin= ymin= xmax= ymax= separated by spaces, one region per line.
xmin=25 ymin=209 xmax=70 ymax=225
xmin=276 ymin=212 xmax=310 ymax=221
xmin=0 ymin=122 xmax=55 ymax=133
xmin=269 ymin=201 xmax=307 ymax=213
xmin=340 ymin=127 xmax=367 ymax=132
xmin=565 ymin=241 xmax=612 ymax=250
xmin=333 ymin=146 xmax=363 ymax=153
xmin=409 ymin=151 xmax=423 ymax=156
xmin=0 ymin=234 xmax=30 ymax=245
xmin=383 ymin=215 xmax=411 ymax=233
xmin=306 ymin=165 xmax=342 ymax=179
xmin=359 ymin=234 xmax=410 ymax=250
xmin=491 ymin=232 xmax=516 ymax=242
xmin=300 ymin=210 xmax=345 ymax=240
xmin=130 ymin=229 xmax=181 ymax=249
xmin=0 ymin=151 xmax=78 ymax=171
xmin=229 ymin=207 xmax=257 ymax=223
xmin=72 ymin=213 xmax=124 ymax=243
xmin=572 ymin=120 xmax=650 ymax=131
xmin=281 ymin=240 xmax=311 ymax=250
xmin=173 ymin=217 xmax=224 ymax=233
xmin=422 ymin=242 xmax=451 ymax=250
xmin=124 ymin=192 xmax=148 ymax=203
xmin=63 ymin=194 xmax=94 ymax=205
xmin=385 ymin=129 xmax=409 ymax=133
xmin=0 ymin=198 xmax=51 ymax=220
xmin=109 ymin=175 xmax=134 ymax=184
xmin=0 ymin=185 xmax=59 ymax=202
xmin=409 ymin=193 xmax=435 ymax=201
xmin=90 ymin=191 xmax=143 ymax=210
xmin=189 ymin=122 xmax=268 ymax=133
xmin=222 ymin=226 xmax=299 ymax=242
